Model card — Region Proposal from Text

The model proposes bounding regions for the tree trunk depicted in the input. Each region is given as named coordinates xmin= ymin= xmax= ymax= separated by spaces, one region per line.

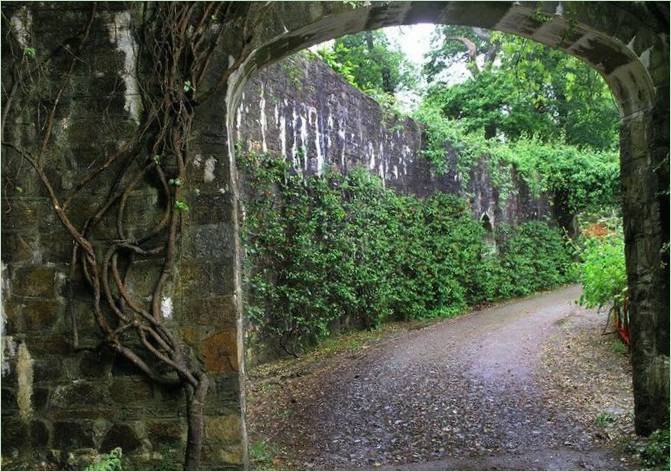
xmin=184 ymin=375 xmax=209 ymax=470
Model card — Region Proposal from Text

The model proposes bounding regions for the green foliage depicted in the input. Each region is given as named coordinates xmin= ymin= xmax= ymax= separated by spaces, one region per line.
xmin=610 ymin=338 xmax=628 ymax=355
xmin=485 ymin=222 xmax=574 ymax=300
xmin=506 ymin=137 xmax=620 ymax=213
xmin=249 ymin=440 xmax=277 ymax=470
xmin=23 ymin=47 xmax=36 ymax=58
xmin=240 ymin=152 xmax=574 ymax=355
xmin=424 ymin=27 xmax=619 ymax=151
xmin=576 ymin=225 xmax=626 ymax=311
xmin=594 ymin=412 xmax=616 ymax=427
xmin=424 ymin=26 xmax=491 ymax=81
xmin=174 ymin=200 xmax=189 ymax=211
xmin=86 ymin=448 xmax=122 ymax=471
xmin=413 ymin=101 xmax=620 ymax=214
xmin=342 ymin=0 xmax=369 ymax=9
xmin=639 ymin=428 xmax=670 ymax=470
xmin=317 ymin=30 xmax=417 ymax=98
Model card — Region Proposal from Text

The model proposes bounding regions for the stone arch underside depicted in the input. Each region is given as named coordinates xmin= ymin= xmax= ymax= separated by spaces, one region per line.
xmin=1 ymin=2 xmax=667 ymax=470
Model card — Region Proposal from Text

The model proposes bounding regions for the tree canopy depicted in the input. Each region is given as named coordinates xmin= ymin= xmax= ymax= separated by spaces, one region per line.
xmin=317 ymin=30 xmax=417 ymax=97
xmin=423 ymin=26 xmax=619 ymax=150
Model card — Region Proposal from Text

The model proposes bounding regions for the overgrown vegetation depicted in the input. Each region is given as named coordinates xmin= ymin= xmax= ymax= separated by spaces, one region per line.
xmin=249 ymin=440 xmax=278 ymax=470
xmin=576 ymin=218 xmax=626 ymax=312
xmin=240 ymin=152 xmax=573 ymax=356
xmin=639 ymin=428 xmax=670 ymax=470
xmin=572 ymin=214 xmax=630 ymax=346
xmin=423 ymin=27 xmax=619 ymax=150
xmin=316 ymin=30 xmax=417 ymax=98
xmin=85 ymin=448 xmax=123 ymax=471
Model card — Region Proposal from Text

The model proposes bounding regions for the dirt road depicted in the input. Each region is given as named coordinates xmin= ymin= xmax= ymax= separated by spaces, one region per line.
xmin=247 ymin=285 xmax=636 ymax=470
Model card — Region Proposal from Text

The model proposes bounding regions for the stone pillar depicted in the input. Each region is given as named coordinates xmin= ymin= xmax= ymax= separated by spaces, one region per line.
xmin=621 ymin=83 xmax=670 ymax=434
xmin=183 ymin=45 xmax=249 ymax=469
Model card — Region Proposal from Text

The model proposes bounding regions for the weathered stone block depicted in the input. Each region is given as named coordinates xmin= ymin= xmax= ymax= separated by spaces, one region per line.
xmin=182 ymin=295 xmax=237 ymax=326
xmin=52 ymin=421 xmax=96 ymax=450
xmin=0 ymin=231 xmax=39 ymax=264
xmin=33 ymin=359 xmax=64 ymax=383
xmin=51 ymin=380 xmax=109 ymax=408
xmin=2 ymin=301 xmax=21 ymax=335
xmin=190 ymin=193 xmax=235 ymax=225
xmin=154 ymin=381 xmax=184 ymax=406
xmin=206 ymin=374 xmax=241 ymax=409
xmin=205 ymin=414 xmax=241 ymax=442
xmin=1 ymin=388 xmax=17 ymax=413
xmin=2 ymin=198 xmax=47 ymax=231
xmin=109 ymin=376 xmax=154 ymax=404
xmin=32 ymin=387 xmax=50 ymax=412
xmin=201 ymin=329 xmax=239 ymax=374
xmin=30 ymin=419 xmax=50 ymax=448
xmin=202 ymin=443 xmax=243 ymax=467
xmin=146 ymin=420 xmax=186 ymax=444
xmin=100 ymin=423 xmax=142 ymax=453
xmin=12 ymin=265 xmax=56 ymax=298
xmin=79 ymin=349 xmax=114 ymax=378
xmin=21 ymin=300 xmax=62 ymax=332
xmin=183 ymin=224 xmax=236 ymax=261
xmin=25 ymin=335 xmax=72 ymax=356
xmin=178 ymin=260 xmax=236 ymax=297
xmin=1 ymin=418 xmax=28 ymax=458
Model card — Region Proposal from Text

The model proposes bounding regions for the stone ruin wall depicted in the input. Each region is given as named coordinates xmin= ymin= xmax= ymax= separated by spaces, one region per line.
xmin=236 ymin=52 xmax=550 ymax=228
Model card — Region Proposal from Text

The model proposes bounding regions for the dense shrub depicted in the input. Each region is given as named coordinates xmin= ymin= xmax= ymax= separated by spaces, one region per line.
xmin=575 ymin=218 xmax=627 ymax=311
xmin=240 ymin=152 xmax=574 ymax=356
xmin=639 ymin=428 xmax=670 ymax=470
xmin=414 ymin=102 xmax=620 ymax=216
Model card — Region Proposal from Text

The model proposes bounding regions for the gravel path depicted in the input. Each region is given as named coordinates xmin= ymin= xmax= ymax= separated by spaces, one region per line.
xmin=247 ymin=285 xmax=637 ymax=470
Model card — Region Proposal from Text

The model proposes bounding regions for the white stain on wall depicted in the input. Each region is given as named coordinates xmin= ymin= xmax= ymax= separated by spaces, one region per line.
xmin=259 ymin=84 xmax=268 ymax=153
xmin=204 ymin=157 xmax=217 ymax=182
xmin=10 ymin=7 xmax=32 ymax=48
xmin=279 ymin=115 xmax=287 ymax=159
xmin=308 ymin=107 xmax=323 ymax=175
xmin=107 ymin=12 xmax=141 ymax=124
xmin=161 ymin=297 xmax=173 ymax=320
xmin=17 ymin=342 xmax=34 ymax=421
xmin=1 ymin=262 xmax=15 ymax=377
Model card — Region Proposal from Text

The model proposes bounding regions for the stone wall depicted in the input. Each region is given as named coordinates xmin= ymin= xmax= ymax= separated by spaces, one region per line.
xmin=1 ymin=3 xmax=243 ymax=469
xmin=236 ymin=52 xmax=549 ymax=228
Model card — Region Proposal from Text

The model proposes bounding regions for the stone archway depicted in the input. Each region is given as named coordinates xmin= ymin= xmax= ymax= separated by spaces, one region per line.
xmin=0 ymin=2 xmax=666 ymax=470
xmin=198 ymin=0 xmax=667 ymax=451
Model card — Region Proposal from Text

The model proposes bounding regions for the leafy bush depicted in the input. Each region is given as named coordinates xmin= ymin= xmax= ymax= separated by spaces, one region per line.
xmin=640 ymin=428 xmax=670 ymax=470
xmin=413 ymin=102 xmax=620 ymax=216
xmin=240 ymin=152 xmax=574 ymax=356
xmin=594 ymin=412 xmax=616 ymax=427
xmin=86 ymin=448 xmax=122 ymax=471
xmin=472 ymin=221 xmax=574 ymax=301
xmin=576 ymin=226 xmax=626 ymax=311
xmin=249 ymin=440 xmax=277 ymax=470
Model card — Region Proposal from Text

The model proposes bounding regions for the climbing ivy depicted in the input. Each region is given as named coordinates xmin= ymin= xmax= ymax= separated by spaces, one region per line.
xmin=413 ymin=101 xmax=620 ymax=216
xmin=240 ymin=152 xmax=574 ymax=356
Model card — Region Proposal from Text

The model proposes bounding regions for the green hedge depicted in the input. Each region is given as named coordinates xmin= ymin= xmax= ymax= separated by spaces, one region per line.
xmin=240 ymin=152 xmax=574 ymax=355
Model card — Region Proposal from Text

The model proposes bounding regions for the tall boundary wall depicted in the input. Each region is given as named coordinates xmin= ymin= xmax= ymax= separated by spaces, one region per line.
xmin=237 ymin=52 xmax=550 ymax=228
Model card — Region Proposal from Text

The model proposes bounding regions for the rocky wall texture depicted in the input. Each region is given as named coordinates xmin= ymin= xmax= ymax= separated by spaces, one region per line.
xmin=236 ymin=53 xmax=549 ymax=228
xmin=1 ymin=3 xmax=243 ymax=469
